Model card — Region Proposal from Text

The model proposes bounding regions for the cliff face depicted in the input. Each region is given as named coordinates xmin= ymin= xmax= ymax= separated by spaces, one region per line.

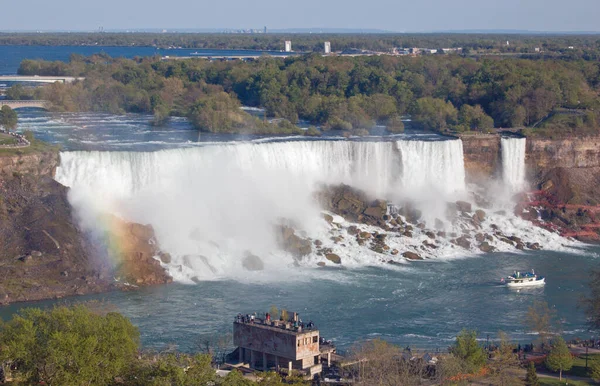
xmin=0 ymin=149 xmax=171 ymax=305
xmin=526 ymin=136 xmax=600 ymax=179
xmin=462 ymin=134 xmax=600 ymax=240
xmin=0 ymin=150 xmax=59 ymax=177
xmin=460 ymin=134 xmax=501 ymax=183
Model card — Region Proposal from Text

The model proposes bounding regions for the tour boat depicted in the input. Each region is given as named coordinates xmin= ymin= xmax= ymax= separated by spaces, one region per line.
xmin=501 ymin=270 xmax=545 ymax=287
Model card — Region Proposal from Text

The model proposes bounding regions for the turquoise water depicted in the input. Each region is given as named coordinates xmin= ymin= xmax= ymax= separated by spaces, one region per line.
xmin=2 ymin=249 xmax=598 ymax=352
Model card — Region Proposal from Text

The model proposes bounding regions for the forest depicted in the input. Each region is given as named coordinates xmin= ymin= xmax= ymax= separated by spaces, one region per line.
xmin=12 ymin=52 xmax=600 ymax=136
xmin=1 ymin=32 xmax=600 ymax=58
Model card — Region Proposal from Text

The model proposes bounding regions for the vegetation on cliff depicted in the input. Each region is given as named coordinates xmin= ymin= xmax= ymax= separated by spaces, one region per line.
xmin=15 ymin=51 xmax=600 ymax=135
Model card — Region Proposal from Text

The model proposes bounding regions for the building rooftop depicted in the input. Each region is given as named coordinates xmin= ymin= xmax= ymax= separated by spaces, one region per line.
xmin=234 ymin=314 xmax=318 ymax=336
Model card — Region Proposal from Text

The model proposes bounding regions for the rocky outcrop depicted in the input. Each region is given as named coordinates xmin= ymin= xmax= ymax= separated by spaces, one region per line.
xmin=275 ymin=224 xmax=312 ymax=258
xmin=105 ymin=216 xmax=173 ymax=285
xmin=0 ymin=149 xmax=59 ymax=177
xmin=242 ymin=252 xmax=264 ymax=271
xmin=460 ymin=134 xmax=501 ymax=183
xmin=0 ymin=153 xmax=112 ymax=304
xmin=317 ymin=184 xmax=388 ymax=228
xmin=512 ymin=135 xmax=600 ymax=240
xmin=0 ymin=149 xmax=171 ymax=305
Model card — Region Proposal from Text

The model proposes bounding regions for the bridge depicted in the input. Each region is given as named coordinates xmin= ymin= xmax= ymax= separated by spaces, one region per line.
xmin=0 ymin=75 xmax=84 ymax=84
xmin=0 ymin=100 xmax=48 ymax=110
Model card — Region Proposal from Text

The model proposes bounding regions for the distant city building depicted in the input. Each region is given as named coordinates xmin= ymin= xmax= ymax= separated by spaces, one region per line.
xmin=324 ymin=41 xmax=331 ymax=54
xmin=534 ymin=47 xmax=540 ymax=52
xmin=506 ymin=41 xmax=510 ymax=46
xmin=285 ymin=41 xmax=292 ymax=52
xmin=264 ymin=26 xmax=267 ymax=34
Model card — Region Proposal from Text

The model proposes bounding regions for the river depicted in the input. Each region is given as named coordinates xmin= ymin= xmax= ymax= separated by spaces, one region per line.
xmin=0 ymin=45 xmax=289 ymax=75
xmin=1 ymin=108 xmax=598 ymax=353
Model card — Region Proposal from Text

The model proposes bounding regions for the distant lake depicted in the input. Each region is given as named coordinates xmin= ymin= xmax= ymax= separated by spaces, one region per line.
xmin=0 ymin=45 xmax=289 ymax=75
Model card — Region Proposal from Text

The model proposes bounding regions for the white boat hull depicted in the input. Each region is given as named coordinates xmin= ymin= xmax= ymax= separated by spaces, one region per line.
xmin=506 ymin=277 xmax=545 ymax=288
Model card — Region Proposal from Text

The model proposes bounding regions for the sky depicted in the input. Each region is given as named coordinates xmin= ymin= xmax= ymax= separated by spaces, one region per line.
xmin=1 ymin=0 xmax=599 ymax=32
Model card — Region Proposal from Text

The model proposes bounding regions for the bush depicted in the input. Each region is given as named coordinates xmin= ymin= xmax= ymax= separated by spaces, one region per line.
xmin=0 ymin=305 xmax=140 ymax=385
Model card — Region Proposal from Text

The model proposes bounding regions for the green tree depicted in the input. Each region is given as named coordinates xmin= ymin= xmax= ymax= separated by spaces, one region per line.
xmin=221 ymin=369 xmax=254 ymax=385
xmin=544 ymin=336 xmax=573 ymax=381
xmin=525 ymin=361 xmax=540 ymax=386
xmin=385 ymin=115 xmax=405 ymax=133
xmin=412 ymin=97 xmax=458 ymax=132
xmin=458 ymin=104 xmax=494 ymax=132
xmin=450 ymin=329 xmax=487 ymax=373
xmin=0 ymin=105 xmax=18 ymax=131
xmin=591 ymin=357 xmax=600 ymax=382
xmin=582 ymin=269 xmax=600 ymax=330
xmin=0 ymin=305 xmax=139 ymax=386
xmin=525 ymin=300 xmax=558 ymax=346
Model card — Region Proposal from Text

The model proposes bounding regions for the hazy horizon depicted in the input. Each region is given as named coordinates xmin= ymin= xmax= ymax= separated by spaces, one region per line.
xmin=1 ymin=0 xmax=599 ymax=33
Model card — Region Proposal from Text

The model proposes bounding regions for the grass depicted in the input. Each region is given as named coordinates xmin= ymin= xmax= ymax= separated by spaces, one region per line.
xmin=540 ymin=378 xmax=594 ymax=385
xmin=0 ymin=138 xmax=59 ymax=156
xmin=566 ymin=353 xmax=600 ymax=378
xmin=0 ymin=133 xmax=18 ymax=145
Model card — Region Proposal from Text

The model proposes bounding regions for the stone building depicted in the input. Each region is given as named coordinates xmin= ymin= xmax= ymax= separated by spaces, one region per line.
xmin=233 ymin=311 xmax=334 ymax=377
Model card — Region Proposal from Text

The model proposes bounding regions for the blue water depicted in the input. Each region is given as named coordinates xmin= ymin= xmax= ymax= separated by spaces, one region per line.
xmin=1 ymin=249 xmax=598 ymax=352
xmin=15 ymin=109 xmax=436 ymax=151
xmin=0 ymin=45 xmax=289 ymax=75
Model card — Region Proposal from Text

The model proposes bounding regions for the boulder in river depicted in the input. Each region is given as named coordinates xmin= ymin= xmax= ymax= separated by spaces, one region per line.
xmin=242 ymin=253 xmax=264 ymax=271
xmin=325 ymin=253 xmax=342 ymax=264
xmin=402 ymin=251 xmax=423 ymax=260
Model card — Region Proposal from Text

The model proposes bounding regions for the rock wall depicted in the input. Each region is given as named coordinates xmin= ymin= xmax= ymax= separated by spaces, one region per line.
xmin=526 ymin=136 xmax=600 ymax=180
xmin=459 ymin=134 xmax=501 ymax=183
xmin=0 ymin=149 xmax=171 ymax=305
xmin=0 ymin=149 xmax=59 ymax=177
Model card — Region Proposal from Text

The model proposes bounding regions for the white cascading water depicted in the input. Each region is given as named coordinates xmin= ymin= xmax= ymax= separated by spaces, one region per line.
xmin=56 ymin=138 xmax=573 ymax=282
xmin=501 ymin=137 xmax=527 ymax=192
xmin=396 ymin=139 xmax=466 ymax=196
xmin=56 ymin=140 xmax=406 ymax=281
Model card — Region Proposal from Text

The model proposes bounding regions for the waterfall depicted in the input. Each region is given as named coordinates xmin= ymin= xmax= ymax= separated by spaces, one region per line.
xmin=501 ymin=137 xmax=527 ymax=192
xmin=396 ymin=139 xmax=466 ymax=196
xmin=55 ymin=138 xmax=469 ymax=280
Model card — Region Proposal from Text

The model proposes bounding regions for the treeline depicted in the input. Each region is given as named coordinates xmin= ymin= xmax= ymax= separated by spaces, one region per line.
xmin=2 ymin=32 xmax=600 ymax=57
xmin=16 ymin=53 xmax=600 ymax=135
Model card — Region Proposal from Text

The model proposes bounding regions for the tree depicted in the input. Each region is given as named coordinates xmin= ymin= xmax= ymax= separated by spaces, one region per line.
xmin=196 ymin=332 xmax=232 ymax=365
xmin=582 ymin=269 xmax=600 ymax=330
xmin=350 ymin=339 xmax=421 ymax=386
xmin=525 ymin=361 xmax=540 ymax=386
xmin=0 ymin=105 xmax=18 ymax=131
xmin=385 ymin=115 xmax=405 ymax=133
xmin=544 ymin=336 xmax=573 ymax=381
xmin=525 ymin=300 xmax=559 ymax=346
xmin=490 ymin=332 xmax=520 ymax=386
xmin=458 ymin=104 xmax=494 ymax=132
xmin=450 ymin=329 xmax=487 ymax=373
xmin=411 ymin=97 xmax=458 ymax=132
xmin=269 ymin=305 xmax=280 ymax=320
xmin=0 ymin=305 xmax=140 ymax=385
xmin=590 ymin=357 xmax=600 ymax=382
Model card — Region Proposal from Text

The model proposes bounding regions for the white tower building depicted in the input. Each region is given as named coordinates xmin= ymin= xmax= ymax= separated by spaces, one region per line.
xmin=324 ymin=41 xmax=331 ymax=54
xmin=284 ymin=41 xmax=292 ymax=52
